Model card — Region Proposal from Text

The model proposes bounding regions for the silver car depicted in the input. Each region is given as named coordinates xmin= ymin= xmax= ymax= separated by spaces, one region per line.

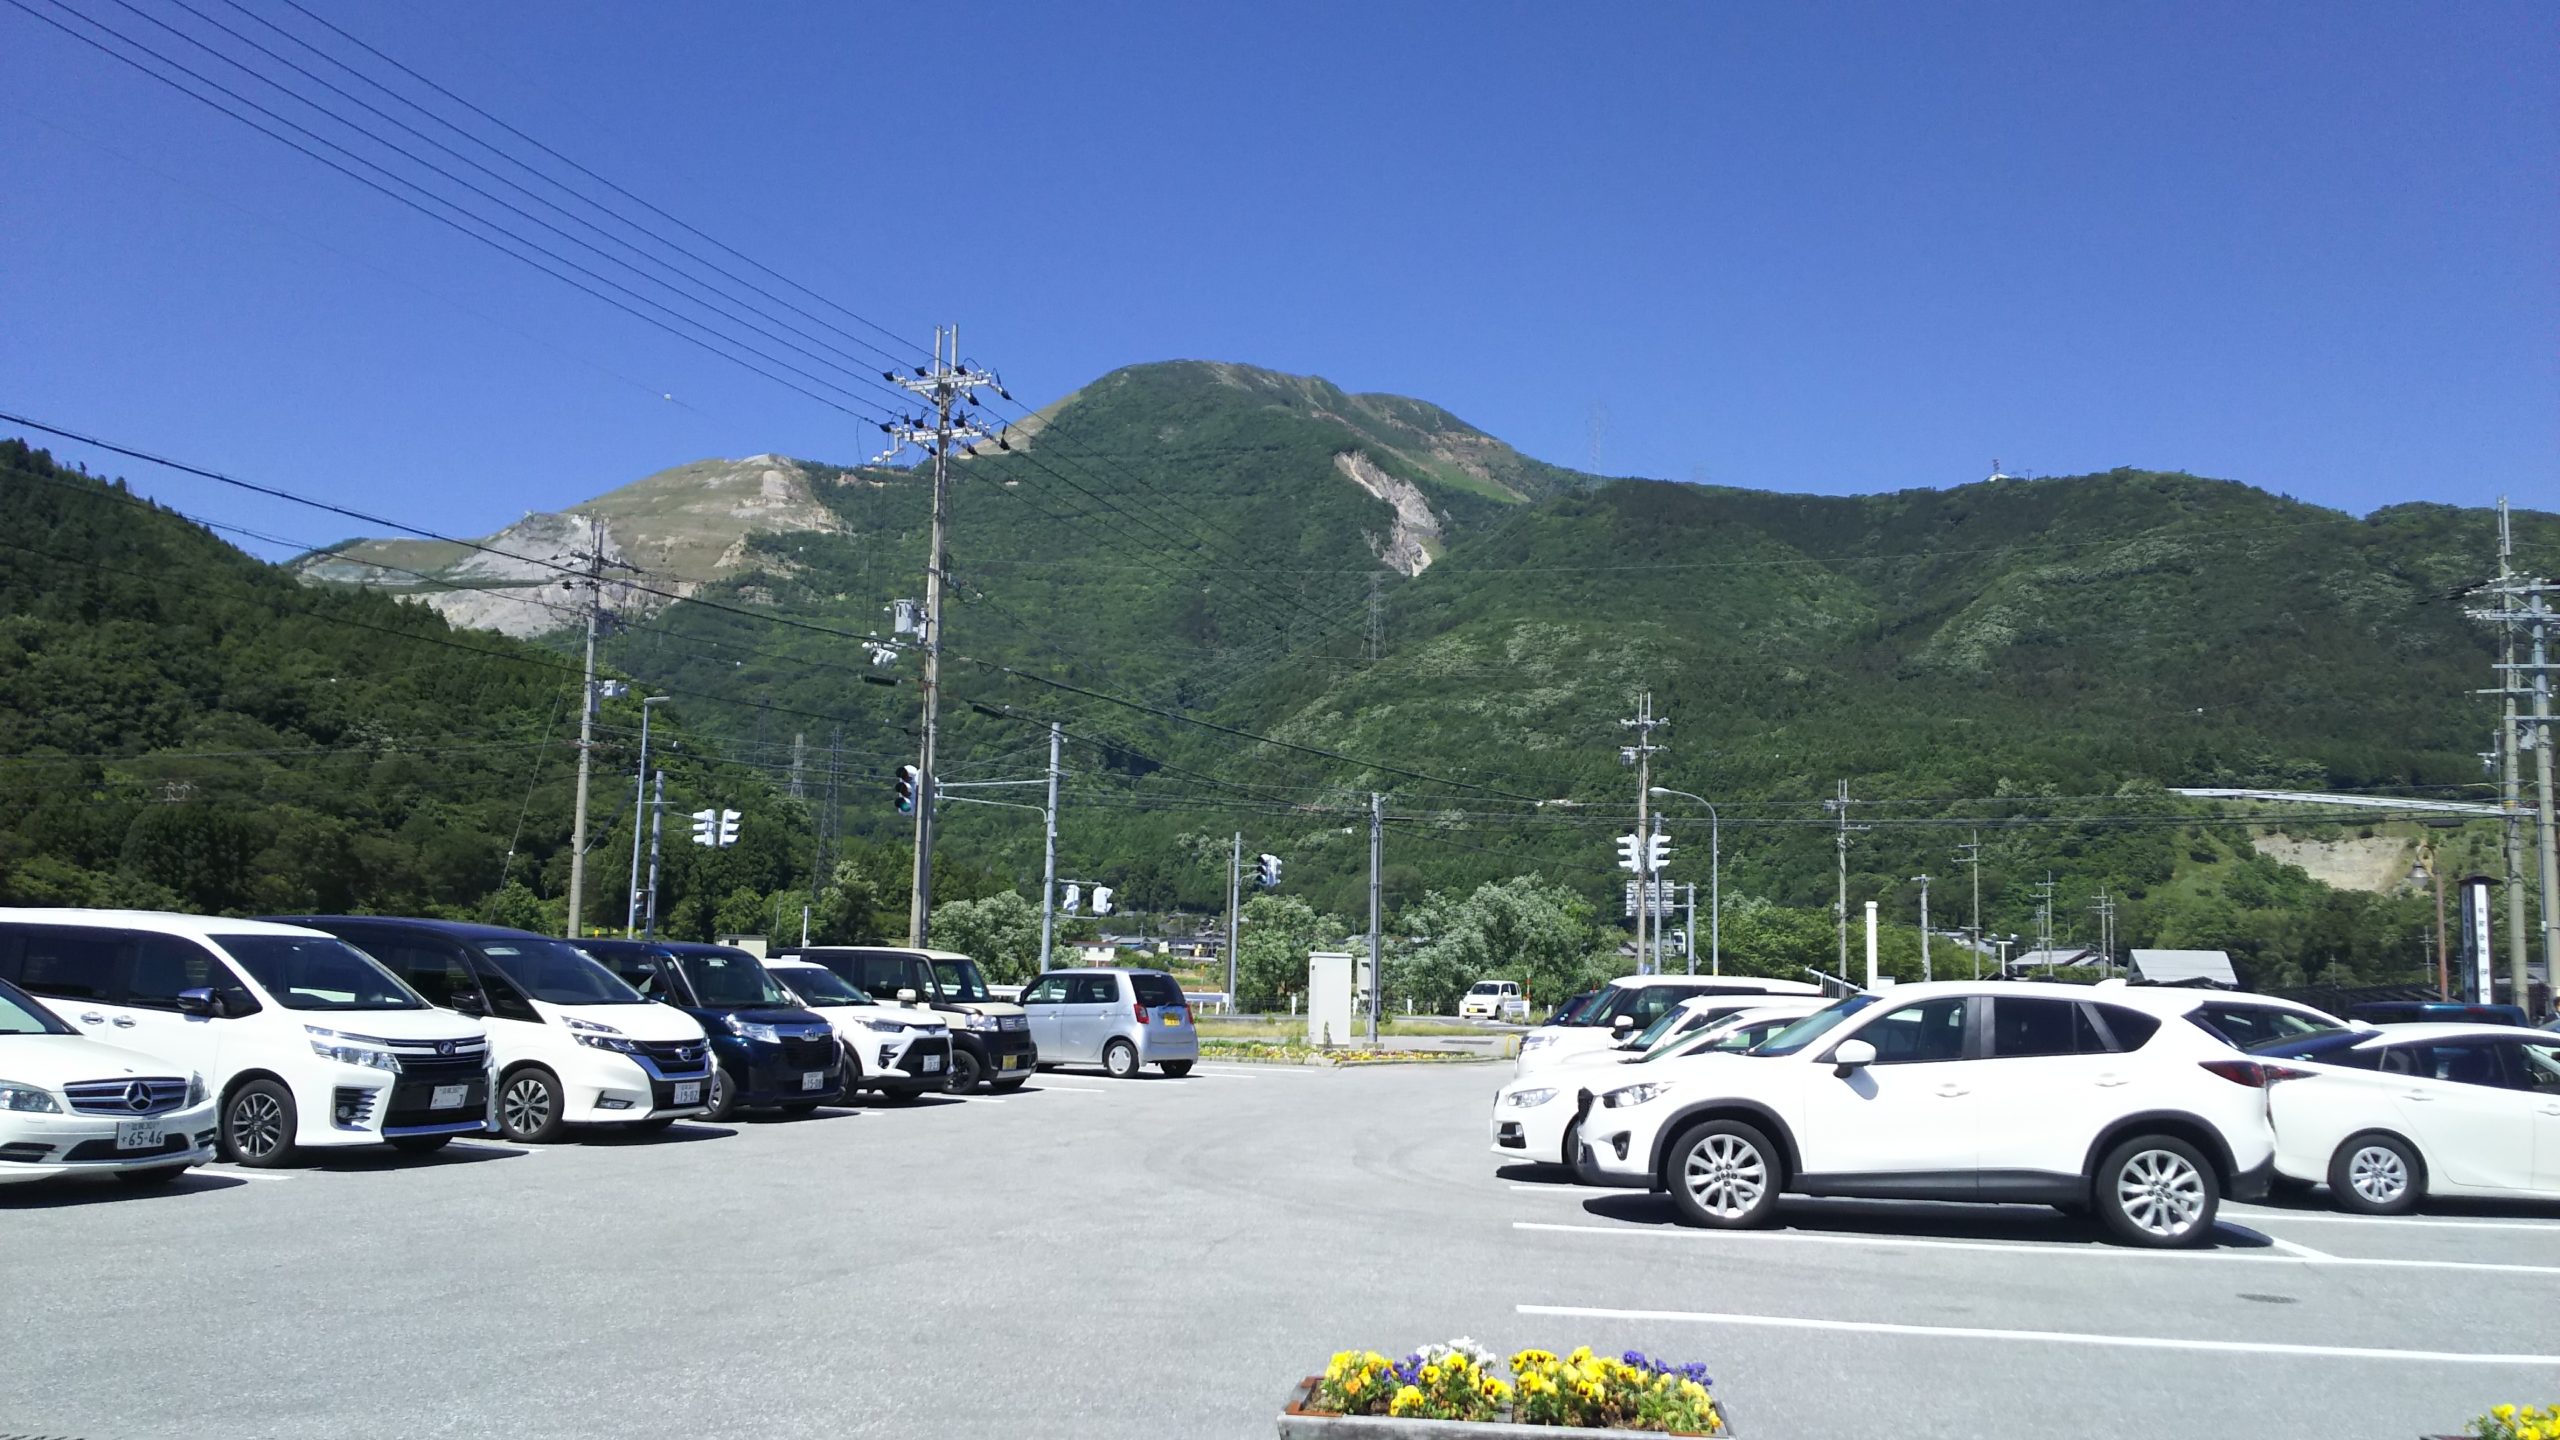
xmin=1018 ymin=968 xmax=1198 ymax=1078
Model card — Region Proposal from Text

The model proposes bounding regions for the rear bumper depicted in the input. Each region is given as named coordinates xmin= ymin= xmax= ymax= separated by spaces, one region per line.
xmin=2228 ymin=1151 xmax=2275 ymax=1204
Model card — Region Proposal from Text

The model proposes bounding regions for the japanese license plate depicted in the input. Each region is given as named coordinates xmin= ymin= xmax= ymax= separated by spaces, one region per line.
xmin=1001 ymin=1054 xmax=1023 ymax=1070
xmin=1162 ymin=1012 xmax=1183 ymax=1025
xmin=673 ymin=1082 xmax=701 ymax=1105
xmin=921 ymin=1055 xmax=942 ymax=1073
xmin=429 ymin=1084 xmax=469 ymax=1110
xmin=801 ymin=1071 xmax=825 ymax=1091
xmin=115 ymin=1119 xmax=165 ymax=1150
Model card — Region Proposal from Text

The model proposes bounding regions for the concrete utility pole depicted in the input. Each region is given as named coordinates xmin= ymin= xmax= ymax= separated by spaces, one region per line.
xmin=561 ymin=520 xmax=633 ymax=939
xmin=873 ymin=326 xmax=999 ymax=946
xmin=1683 ymin=883 xmax=1699 ymax=977
xmin=625 ymin=695 xmax=669 ymax=936
xmin=2466 ymin=497 xmax=2557 ymax=1008
xmin=1367 ymin=792 xmax=1383 ymax=1045
xmin=1226 ymin=831 xmax=1243 ymax=1007
xmin=1913 ymin=874 xmax=1932 ymax=983
xmin=2031 ymin=873 xmax=2058 ymax=968
xmin=1039 ymin=721 xmax=1062 ymax=972
xmin=642 ymin=770 xmax=665 ymax=939
xmin=1956 ymin=831 xmax=1984 ymax=980
xmin=1619 ymin=694 xmax=1667 ymax=972
xmin=1826 ymin=782 xmax=1864 ymax=983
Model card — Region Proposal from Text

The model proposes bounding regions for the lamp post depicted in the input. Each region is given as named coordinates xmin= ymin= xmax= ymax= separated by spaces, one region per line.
xmin=625 ymin=695 xmax=671 ymax=936
xmin=1648 ymin=787 xmax=1720 ymax=975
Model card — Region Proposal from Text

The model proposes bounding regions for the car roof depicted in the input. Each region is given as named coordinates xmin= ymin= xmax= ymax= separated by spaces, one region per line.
xmin=2343 ymin=1022 xmax=2558 ymax=1045
xmin=1041 ymin=966 xmax=1171 ymax=977
xmin=1824 ymin=979 xmax=2341 ymax=1020
xmin=777 ymin=945 xmax=976 ymax=964
xmin=275 ymin=915 xmax=557 ymax=942
xmin=0 ymin=908 xmax=335 ymax=941
xmin=1603 ymin=975 xmax=1822 ymax=993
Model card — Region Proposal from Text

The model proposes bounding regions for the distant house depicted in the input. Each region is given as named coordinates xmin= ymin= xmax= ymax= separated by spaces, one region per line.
xmin=2004 ymin=946 xmax=2102 ymax=975
xmin=2127 ymin=949 xmax=2238 ymax=988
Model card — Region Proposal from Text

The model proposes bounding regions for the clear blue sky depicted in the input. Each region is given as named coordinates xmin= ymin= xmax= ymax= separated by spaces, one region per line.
xmin=2 ymin=0 xmax=2551 ymax=554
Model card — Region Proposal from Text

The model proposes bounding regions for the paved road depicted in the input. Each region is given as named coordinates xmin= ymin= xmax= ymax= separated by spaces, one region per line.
xmin=4 ymin=1062 xmax=2554 ymax=1438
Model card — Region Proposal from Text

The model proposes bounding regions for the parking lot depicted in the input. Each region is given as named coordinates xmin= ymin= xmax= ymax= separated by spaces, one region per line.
xmin=5 ymin=1061 xmax=2554 ymax=1440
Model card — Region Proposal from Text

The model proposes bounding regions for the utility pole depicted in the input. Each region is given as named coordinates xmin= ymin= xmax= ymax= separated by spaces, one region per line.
xmin=1956 ymin=831 xmax=1984 ymax=980
xmin=2466 ymin=497 xmax=2557 ymax=1008
xmin=2090 ymin=888 xmax=2118 ymax=973
xmin=561 ymin=520 xmax=633 ymax=939
xmin=1367 ymin=792 xmax=1383 ymax=1045
xmin=1913 ymin=874 xmax=1932 ymax=983
xmin=1683 ymin=882 xmax=1699 ymax=977
xmin=624 ymin=695 xmax=669 ymax=936
xmin=642 ymin=769 xmax=665 ymax=939
xmin=2031 ymin=873 xmax=2058 ymax=969
xmin=1826 ymin=782 xmax=1864 ymax=983
xmin=873 ymin=326 xmax=999 ymax=946
xmin=1226 ymin=831 xmax=1243 ymax=1008
xmin=1039 ymin=722 xmax=1062 ymax=972
xmin=1619 ymin=694 xmax=1667 ymax=973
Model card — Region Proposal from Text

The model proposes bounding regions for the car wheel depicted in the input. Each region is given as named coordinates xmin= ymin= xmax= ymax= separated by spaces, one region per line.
xmin=115 ymin=1164 xmax=191 ymax=1185
xmin=1102 ymin=1039 xmax=1140 ymax=1079
xmin=387 ymin=1134 xmax=453 ymax=1154
xmin=1661 ymin=1119 xmax=1783 ymax=1229
xmin=220 ymin=1079 xmax=297 ymax=1169
xmin=2095 ymin=1135 xmax=2219 ymax=1247
xmin=705 ymin=1063 xmax=745 ymax=1121
xmin=1560 ymin=1116 xmax=1584 ymax=1173
xmin=2328 ymin=1132 xmax=2422 ymax=1215
xmin=496 ymin=1067 xmax=567 ymax=1144
xmin=1158 ymin=1060 xmax=1193 ymax=1077
xmin=945 ymin=1049 xmax=984 ymax=1093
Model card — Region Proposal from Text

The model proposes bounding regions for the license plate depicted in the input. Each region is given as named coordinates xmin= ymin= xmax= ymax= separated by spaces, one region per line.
xmin=115 ymin=1119 xmax=165 ymax=1150
xmin=801 ymin=1071 xmax=825 ymax=1091
xmin=921 ymin=1055 xmax=942 ymax=1073
xmin=1001 ymin=1054 xmax=1022 ymax=1070
xmin=1162 ymin=1013 xmax=1183 ymax=1026
xmin=429 ymin=1084 xmax=469 ymax=1110
xmin=673 ymin=1082 xmax=701 ymax=1105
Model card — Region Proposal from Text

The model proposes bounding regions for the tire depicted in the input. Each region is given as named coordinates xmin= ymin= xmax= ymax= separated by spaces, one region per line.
xmin=2328 ymin=1132 xmax=2423 ymax=1216
xmin=1560 ymin=1115 xmax=1584 ymax=1173
xmin=1158 ymin=1060 xmax=1193 ymax=1077
xmin=1660 ymin=1119 xmax=1784 ymax=1230
xmin=388 ymin=1134 xmax=453 ymax=1154
xmin=219 ymin=1078 xmax=297 ymax=1169
xmin=944 ymin=1049 xmax=984 ymax=1094
xmin=495 ymin=1066 xmax=568 ymax=1144
xmin=115 ymin=1164 xmax=191 ymax=1186
xmin=705 ymin=1063 xmax=745 ymax=1121
xmin=2095 ymin=1135 xmax=2220 ymax=1247
xmin=1102 ymin=1039 xmax=1141 ymax=1079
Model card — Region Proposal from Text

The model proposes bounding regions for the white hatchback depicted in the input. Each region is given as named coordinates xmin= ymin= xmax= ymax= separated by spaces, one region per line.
xmin=0 ymin=974 xmax=217 ymax=1186
xmin=2255 ymin=1022 xmax=2560 ymax=1213
xmin=1575 ymin=981 xmax=2301 ymax=1246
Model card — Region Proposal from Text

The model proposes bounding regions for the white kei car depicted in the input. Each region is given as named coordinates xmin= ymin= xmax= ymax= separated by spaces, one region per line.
xmin=1574 ymin=981 xmax=2304 ymax=1247
xmin=1493 ymin=1003 xmax=1824 ymax=1169
xmin=2253 ymin=1022 xmax=2560 ymax=1213
xmin=0 ymin=974 xmax=217 ymax=1186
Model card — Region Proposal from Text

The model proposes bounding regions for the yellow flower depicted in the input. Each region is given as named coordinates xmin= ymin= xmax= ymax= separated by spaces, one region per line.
xmin=1421 ymin=1363 xmax=1442 ymax=1386
xmin=1389 ymin=1385 xmax=1426 ymax=1417
xmin=2499 ymin=1408 xmax=2520 ymax=1423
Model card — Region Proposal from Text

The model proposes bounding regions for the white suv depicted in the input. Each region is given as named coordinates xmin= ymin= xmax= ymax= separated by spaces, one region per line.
xmin=1575 ymin=981 xmax=2294 ymax=1247
xmin=1516 ymin=976 xmax=1822 ymax=1075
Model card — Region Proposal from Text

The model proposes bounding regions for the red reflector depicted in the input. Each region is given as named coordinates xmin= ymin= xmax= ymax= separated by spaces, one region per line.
xmin=2199 ymin=1059 xmax=2267 ymax=1087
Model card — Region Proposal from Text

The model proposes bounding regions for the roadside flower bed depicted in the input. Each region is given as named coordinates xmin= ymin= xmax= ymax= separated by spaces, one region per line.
xmin=2472 ymin=1403 xmax=2560 ymax=1440
xmin=1305 ymin=1340 xmax=1725 ymax=1434
xmin=1199 ymin=1039 xmax=1488 ymax=1066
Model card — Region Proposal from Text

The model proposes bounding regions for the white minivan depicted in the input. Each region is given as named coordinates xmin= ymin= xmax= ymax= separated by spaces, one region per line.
xmin=282 ymin=917 xmax=712 ymax=1144
xmin=0 ymin=910 xmax=491 ymax=1167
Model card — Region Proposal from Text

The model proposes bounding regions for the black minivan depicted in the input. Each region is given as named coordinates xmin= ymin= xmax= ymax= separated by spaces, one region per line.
xmin=578 ymin=939 xmax=845 ymax=1121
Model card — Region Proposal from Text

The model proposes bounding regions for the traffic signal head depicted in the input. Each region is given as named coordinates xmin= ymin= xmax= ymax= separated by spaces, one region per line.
xmin=1091 ymin=886 xmax=1114 ymax=916
xmin=894 ymin=765 xmax=918 ymax=814
xmin=1615 ymin=833 xmax=1642 ymax=872
xmin=718 ymin=809 xmax=741 ymax=848
xmin=1062 ymin=884 xmax=1082 ymax=916
xmin=1255 ymin=853 xmax=1281 ymax=888
xmin=1645 ymin=833 xmax=1671 ymax=873
xmin=690 ymin=808 xmax=718 ymax=846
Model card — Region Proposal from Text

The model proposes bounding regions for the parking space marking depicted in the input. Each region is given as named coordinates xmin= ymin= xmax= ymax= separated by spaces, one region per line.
xmin=1510 ymin=1184 xmax=1589 ymax=1194
xmin=2226 ymin=1209 xmax=2560 ymax=1233
xmin=1515 ymin=1304 xmax=2560 ymax=1366
xmin=1510 ymin=1220 xmax=2560 ymax=1278
xmin=2259 ymin=1233 xmax=2336 ymax=1262
xmin=194 ymin=1165 xmax=293 ymax=1181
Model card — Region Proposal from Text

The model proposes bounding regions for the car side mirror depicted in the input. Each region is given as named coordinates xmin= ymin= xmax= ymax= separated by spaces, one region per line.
xmin=1831 ymin=1039 xmax=1877 ymax=1073
xmin=1611 ymin=1015 xmax=1635 ymax=1033
xmin=175 ymin=987 xmax=216 ymax=1018
xmin=452 ymin=990 xmax=488 ymax=1018
xmin=896 ymin=987 xmax=919 ymax=1006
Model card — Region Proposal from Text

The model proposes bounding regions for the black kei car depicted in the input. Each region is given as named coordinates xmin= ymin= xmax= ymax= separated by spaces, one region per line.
xmin=578 ymin=940 xmax=844 ymax=1121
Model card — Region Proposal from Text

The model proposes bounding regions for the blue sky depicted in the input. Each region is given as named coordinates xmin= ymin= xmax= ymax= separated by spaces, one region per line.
xmin=1 ymin=0 xmax=2551 ymax=553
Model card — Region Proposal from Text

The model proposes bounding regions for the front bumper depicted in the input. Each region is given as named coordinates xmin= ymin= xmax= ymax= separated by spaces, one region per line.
xmin=297 ymin=1060 xmax=490 ymax=1147
xmin=720 ymin=1033 xmax=846 ymax=1106
xmin=957 ymin=1026 xmax=1039 ymax=1079
xmin=1489 ymin=1092 xmax=1576 ymax=1165
xmin=867 ymin=1032 xmax=952 ymax=1093
xmin=0 ymin=1099 xmax=219 ymax=1182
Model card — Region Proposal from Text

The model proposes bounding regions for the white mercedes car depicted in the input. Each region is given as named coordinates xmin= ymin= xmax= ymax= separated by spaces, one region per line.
xmin=2252 ymin=1022 xmax=2560 ymax=1213
xmin=0 ymin=974 xmax=216 ymax=1187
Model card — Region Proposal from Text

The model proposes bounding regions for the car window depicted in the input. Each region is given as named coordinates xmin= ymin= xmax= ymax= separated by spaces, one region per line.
xmin=1989 ymin=997 xmax=2109 ymax=1058
xmin=585 ymin=948 xmax=664 ymax=997
xmin=1856 ymin=997 xmax=1971 ymax=1064
xmin=474 ymin=940 xmax=647 ymax=1006
xmin=1067 ymin=974 xmax=1119 ymax=1005
xmin=2091 ymin=1004 xmax=2163 ymax=1051
xmin=2378 ymin=1040 xmax=2509 ymax=1088
xmin=346 ymin=932 xmax=481 ymax=1009
xmin=931 ymin=959 xmax=993 ymax=1004
xmin=1754 ymin=996 xmax=1877 ymax=1056
xmin=122 ymin=933 xmax=227 ymax=1012
xmin=1129 ymin=973 xmax=1184 ymax=1008
xmin=674 ymin=951 xmax=794 ymax=1009
xmin=213 ymin=934 xmax=426 ymax=1010
xmin=0 ymin=977 xmax=73 ymax=1035
xmin=2192 ymin=1004 xmax=2330 ymax=1049
xmin=772 ymin=964 xmax=869 ymax=1007
xmin=854 ymin=955 xmax=918 ymax=1001
xmin=14 ymin=929 xmax=124 ymax=1002
xmin=2515 ymin=1042 xmax=2560 ymax=1093
xmin=1021 ymin=975 xmax=1068 ymax=1005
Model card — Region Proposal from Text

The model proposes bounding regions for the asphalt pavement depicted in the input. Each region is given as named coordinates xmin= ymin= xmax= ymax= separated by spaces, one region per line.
xmin=3 ymin=1060 xmax=2554 ymax=1439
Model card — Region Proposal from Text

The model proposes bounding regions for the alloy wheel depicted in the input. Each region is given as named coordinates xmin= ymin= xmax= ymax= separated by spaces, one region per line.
xmin=1680 ymin=1133 xmax=1768 ymax=1219
xmin=2115 ymin=1148 xmax=2207 ymax=1239
xmin=501 ymin=1076 xmax=553 ymax=1137
xmin=2348 ymin=1144 xmax=2409 ymax=1206
xmin=229 ymin=1092 xmax=284 ymax=1160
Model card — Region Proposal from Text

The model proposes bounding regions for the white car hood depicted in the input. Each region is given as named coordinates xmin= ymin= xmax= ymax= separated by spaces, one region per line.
xmin=0 ymin=1033 xmax=194 ymax=1085
xmin=538 ymin=1000 xmax=703 ymax=1043
xmin=298 ymin=1009 xmax=485 ymax=1045
xmin=1515 ymin=1028 xmax=1628 ymax=1072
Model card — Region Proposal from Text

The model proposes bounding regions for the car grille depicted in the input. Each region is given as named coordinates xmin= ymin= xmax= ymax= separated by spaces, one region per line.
xmin=780 ymin=1035 xmax=837 ymax=1069
xmin=391 ymin=1052 xmax=486 ymax=1084
xmin=63 ymin=1078 xmax=190 ymax=1116
xmin=896 ymin=1036 xmax=952 ymax=1075
xmin=632 ymin=1039 xmax=710 ymax=1079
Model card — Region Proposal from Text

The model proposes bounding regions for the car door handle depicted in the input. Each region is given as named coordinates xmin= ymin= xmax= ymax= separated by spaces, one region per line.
xmin=109 ymin=1016 xmax=135 ymax=1028
xmin=78 ymin=1011 xmax=106 ymax=1025
xmin=1935 ymin=1083 xmax=1969 ymax=1097
xmin=2094 ymin=1074 xmax=2131 ymax=1087
xmin=2399 ymin=1091 xmax=2434 ymax=1102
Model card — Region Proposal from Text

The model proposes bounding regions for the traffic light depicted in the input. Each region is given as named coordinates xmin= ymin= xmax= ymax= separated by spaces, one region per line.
xmin=894 ymin=765 xmax=918 ymax=814
xmin=1061 ymin=884 xmax=1083 ymax=916
xmin=1645 ymin=833 xmax=1671 ymax=873
xmin=690 ymin=809 xmax=718 ymax=846
xmin=1615 ymin=833 xmax=1642 ymax=872
xmin=1255 ymin=853 xmax=1281 ymax=888
xmin=1091 ymin=886 xmax=1114 ymax=916
xmin=718 ymin=809 xmax=741 ymax=848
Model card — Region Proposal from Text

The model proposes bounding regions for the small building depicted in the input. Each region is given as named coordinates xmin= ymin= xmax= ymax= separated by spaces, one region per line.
xmin=2127 ymin=949 xmax=2238 ymax=988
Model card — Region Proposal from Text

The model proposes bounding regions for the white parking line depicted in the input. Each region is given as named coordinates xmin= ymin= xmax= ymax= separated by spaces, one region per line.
xmin=1510 ymin=1221 xmax=2560 ymax=1278
xmin=1515 ymin=1304 xmax=2560 ymax=1366
xmin=951 ymin=1095 xmax=1008 ymax=1104
xmin=2260 ymin=1233 xmax=2336 ymax=1262
xmin=195 ymin=1165 xmax=293 ymax=1181
xmin=2227 ymin=1209 xmax=2560 ymax=1233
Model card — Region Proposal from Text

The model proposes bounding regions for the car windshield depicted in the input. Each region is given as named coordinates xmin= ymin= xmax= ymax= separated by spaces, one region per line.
xmin=771 ymin=965 xmax=871 ymax=1007
xmin=477 ymin=940 xmax=647 ymax=1005
xmin=215 ymin=935 xmax=427 ymax=1011
xmin=0 ymin=979 xmax=72 ymax=1035
xmin=1551 ymin=993 xmax=1595 ymax=1024
xmin=674 ymin=951 xmax=795 ymax=1008
xmin=1630 ymin=1006 xmax=1697 ymax=1048
xmin=1751 ymin=996 xmax=1877 ymax=1056
xmin=932 ymin=958 xmax=993 ymax=1003
xmin=1468 ymin=982 xmax=1500 ymax=995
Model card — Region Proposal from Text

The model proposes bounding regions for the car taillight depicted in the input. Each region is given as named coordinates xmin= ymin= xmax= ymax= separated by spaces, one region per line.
xmin=2259 ymin=1064 xmax=2316 ymax=1085
xmin=1134 ymin=1001 xmax=1149 ymax=1025
xmin=2199 ymin=1060 xmax=2268 ymax=1087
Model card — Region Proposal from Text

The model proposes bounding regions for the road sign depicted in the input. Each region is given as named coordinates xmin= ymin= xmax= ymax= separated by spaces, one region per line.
xmin=1622 ymin=880 xmax=1676 ymax=918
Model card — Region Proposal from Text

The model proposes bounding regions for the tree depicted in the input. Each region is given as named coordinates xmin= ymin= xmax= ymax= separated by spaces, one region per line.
xmin=713 ymin=886 xmax=771 ymax=939
xmin=809 ymin=858 xmax=885 ymax=945
xmin=1235 ymin=893 xmax=1351 ymax=1012
xmin=1394 ymin=873 xmax=1605 ymax=1014
xmin=931 ymin=890 xmax=1042 ymax=985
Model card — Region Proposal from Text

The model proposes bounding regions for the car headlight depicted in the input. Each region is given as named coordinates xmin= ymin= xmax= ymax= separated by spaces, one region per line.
xmin=1504 ymin=1087 xmax=1558 ymax=1109
xmin=1600 ymin=1082 xmax=1667 ymax=1109
xmin=305 ymin=1026 xmax=400 ymax=1071
xmin=185 ymin=1072 xmax=207 ymax=1107
xmin=0 ymin=1080 xmax=62 ymax=1113
xmin=1519 ymin=1034 xmax=1555 ymax=1053
xmin=963 ymin=1013 xmax=998 ymax=1031
xmin=565 ymin=1017 xmax=639 ymax=1053
xmin=859 ymin=1018 xmax=908 ymax=1034
xmin=726 ymin=1016 xmax=781 ymax=1043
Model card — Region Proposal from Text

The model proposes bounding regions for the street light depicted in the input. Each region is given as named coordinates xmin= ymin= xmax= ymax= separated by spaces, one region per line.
xmin=1648 ymin=787 xmax=1720 ymax=975
xmin=625 ymin=696 xmax=671 ymax=936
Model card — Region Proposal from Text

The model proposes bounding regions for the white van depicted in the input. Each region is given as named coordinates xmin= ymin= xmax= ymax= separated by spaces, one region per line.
xmin=282 ymin=917 xmax=712 ymax=1143
xmin=0 ymin=910 xmax=490 ymax=1167
xmin=1459 ymin=981 xmax=1528 ymax=1021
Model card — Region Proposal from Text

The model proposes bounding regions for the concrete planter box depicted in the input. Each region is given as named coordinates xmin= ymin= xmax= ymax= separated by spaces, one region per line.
xmin=1279 ymin=1378 xmax=1730 ymax=1438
